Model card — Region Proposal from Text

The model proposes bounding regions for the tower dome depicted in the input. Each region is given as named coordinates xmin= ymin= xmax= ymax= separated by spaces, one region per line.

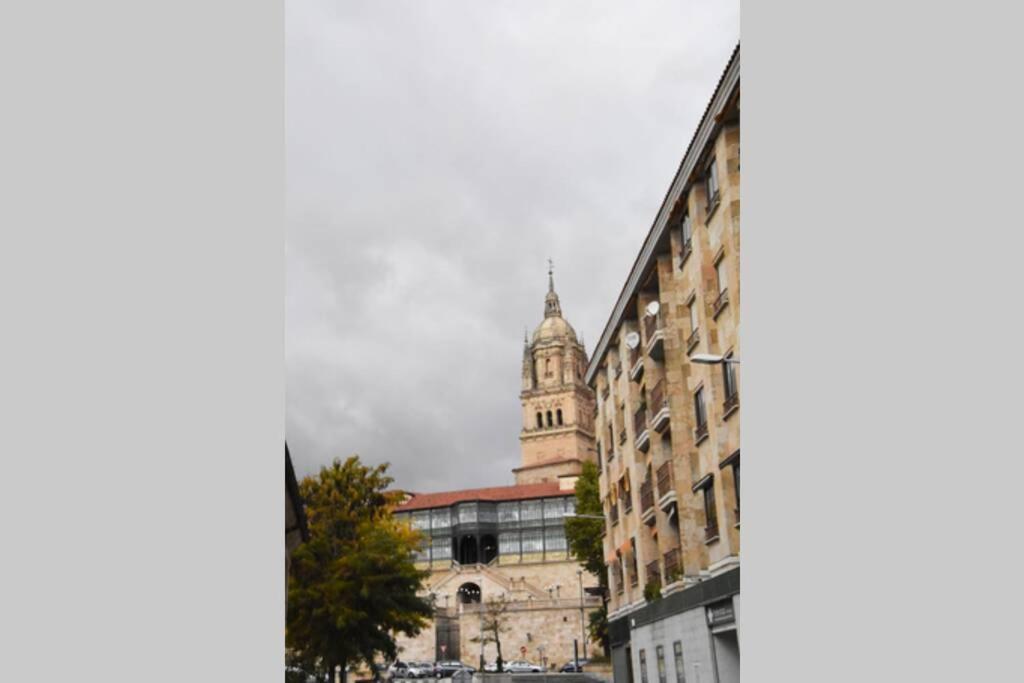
xmin=531 ymin=263 xmax=578 ymax=344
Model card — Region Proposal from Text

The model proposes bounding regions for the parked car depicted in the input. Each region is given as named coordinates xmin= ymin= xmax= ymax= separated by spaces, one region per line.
xmin=433 ymin=661 xmax=476 ymax=678
xmin=503 ymin=660 xmax=544 ymax=673
xmin=405 ymin=662 xmax=435 ymax=679
xmin=387 ymin=661 xmax=411 ymax=680
xmin=559 ymin=659 xmax=589 ymax=673
xmin=483 ymin=661 xmax=498 ymax=673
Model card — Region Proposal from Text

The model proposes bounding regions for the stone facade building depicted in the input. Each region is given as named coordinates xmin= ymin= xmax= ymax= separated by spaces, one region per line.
xmin=392 ymin=276 xmax=602 ymax=670
xmin=585 ymin=45 xmax=740 ymax=683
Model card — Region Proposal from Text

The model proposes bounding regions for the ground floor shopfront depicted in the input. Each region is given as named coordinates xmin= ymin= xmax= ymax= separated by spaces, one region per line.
xmin=609 ymin=568 xmax=739 ymax=683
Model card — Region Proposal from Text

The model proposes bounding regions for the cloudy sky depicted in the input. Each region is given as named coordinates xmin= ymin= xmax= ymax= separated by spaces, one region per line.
xmin=286 ymin=1 xmax=739 ymax=492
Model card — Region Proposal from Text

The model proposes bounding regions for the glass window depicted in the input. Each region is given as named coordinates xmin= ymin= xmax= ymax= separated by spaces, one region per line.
xmin=673 ymin=642 xmax=685 ymax=683
xmin=680 ymin=212 xmax=692 ymax=245
xmin=544 ymin=498 xmax=565 ymax=521
xmin=564 ymin=497 xmax=576 ymax=516
xmin=704 ymin=482 xmax=718 ymax=533
xmin=706 ymin=159 xmax=719 ymax=205
xmin=715 ymin=258 xmax=728 ymax=294
xmin=431 ymin=535 xmax=452 ymax=560
xmin=544 ymin=526 xmax=566 ymax=552
xmin=656 ymin=646 xmax=667 ymax=683
xmin=458 ymin=503 xmax=477 ymax=524
xmin=733 ymin=460 xmax=740 ymax=519
xmin=520 ymin=500 xmax=543 ymax=524
xmin=521 ymin=528 xmax=543 ymax=553
xmin=694 ymin=387 xmax=707 ymax=428
xmin=639 ymin=650 xmax=649 ymax=683
xmin=498 ymin=502 xmax=519 ymax=525
xmin=688 ymin=299 xmax=698 ymax=334
xmin=478 ymin=503 xmax=497 ymax=524
xmin=723 ymin=354 xmax=738 ymax=400
xmin=414 ymin=538 xmax=430 ymax=563
xmin=431 ymin=508 xmax=450 ymax=530
xmin=412 ymin=511 xmax=430 ymax=530
xmin=499 ymin=532 xmax=520 ymax=556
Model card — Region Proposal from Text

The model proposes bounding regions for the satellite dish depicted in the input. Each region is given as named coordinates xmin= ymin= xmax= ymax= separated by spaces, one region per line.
xmin=624 ymin=332 xmax=640 ymax=349
xmin=645 ymin=301 xmax=661 ymax=317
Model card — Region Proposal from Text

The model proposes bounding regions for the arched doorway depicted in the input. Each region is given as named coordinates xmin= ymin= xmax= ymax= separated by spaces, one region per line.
xmin=459 ymin=535 xmax=478 ymax=564
xmin=457 ymin=582 xmax=481 ymax=604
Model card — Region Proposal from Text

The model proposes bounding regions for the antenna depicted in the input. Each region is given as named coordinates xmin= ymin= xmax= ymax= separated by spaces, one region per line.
xmin=624 ymin=332 xmax=641 ymax=349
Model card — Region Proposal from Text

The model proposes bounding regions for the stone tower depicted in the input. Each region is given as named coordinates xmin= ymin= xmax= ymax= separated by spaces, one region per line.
xmin=516 ymin=265 xmax=597 ymax=485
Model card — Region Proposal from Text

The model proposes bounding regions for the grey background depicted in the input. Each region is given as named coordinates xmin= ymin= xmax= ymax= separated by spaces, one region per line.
xmin=2 ymin=1 xmax=1023 ymax=682
xmin=286 ymin=0 xmax=739 ymax=492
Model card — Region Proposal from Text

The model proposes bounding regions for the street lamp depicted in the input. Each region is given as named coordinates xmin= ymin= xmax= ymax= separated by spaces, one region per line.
xmin=576 ymin=568 xmax=587 ymax=661
xmin=690 ymin=353 xmax=740 ymax=365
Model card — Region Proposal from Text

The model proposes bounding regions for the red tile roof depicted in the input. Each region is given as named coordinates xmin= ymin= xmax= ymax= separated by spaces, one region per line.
xmin=394 ymin=481 xmax=566 ymax=512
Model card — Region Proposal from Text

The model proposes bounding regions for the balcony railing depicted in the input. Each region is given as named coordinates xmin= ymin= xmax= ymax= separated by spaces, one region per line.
xmin=622 ymin=489 xmax=633 ymax=513
xmin=629 ymin=569 xmax=639 ymax=587
xmin=680 ymin=238 xmax=693 ymax=265
xmin=629 ymin=345 xmax=644 ymax=381
xmin=656 ymin=462 xmax=673 ymax=499
xmin=619 ymin=428 xmax=627 ymax=445
xmin=609 ymin=503 xmax=619 ymax=524
xmin=663 ymin=548 xmax=681 ymax=582
xmin=639 ymin=479 xmax=655 ymax=514
xmin=645 ymin=560 xmax=661 ymax=586
xmin=686 ymin=327 xmax=700 ymax=353
xmin=713 ymin=288 xmax=729 ymax=318
xmin=649 ymin=380 xmax=666 ymax=414
xmin=643 ymin=314 xmax=660 ymax=343
xmin=633 ymin=406 xmax=647 ymax=435
xmin=705 ymin=521 xmax=719 ymax=542
xmin=695 ymin=421 xmax=709 ymax=442
xmin=724 ymin=391 xmax=739 ymax=413
xmin=615 ymin=577 xmax=624 ymax=595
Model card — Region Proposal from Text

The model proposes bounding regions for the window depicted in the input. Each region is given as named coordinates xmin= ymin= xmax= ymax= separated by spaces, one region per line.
xmin=431 ymin=535 xmax=452 ymax=560
xmin=734 ymin=460 xmax=740 ymax=521
xmin=458 ymin=503 xmax=477 ymax=524
xmin=547 ymin=410 xmax=553 ymax=427
xmin=639 ymin=650 xmax=649 ymax=683
xmin=431 ymin=508 xmax=451 ymax=530
xmin=544 ymin=526 xmax=566 ymax=553
xmin=702 ymin=479 xmax=718 ymax=540
xmin=694 ymin=387 xmax=707 ymax=434
xmin=688 ymin=299 xmax=698 ymax=335
xmin=412 ymin=511 xmax=430 ymax=530
xmin=673 ymin=642 xmax=686 ymax=683
xmin=656 ymin=646 xmax=667 ymax=683
xmin=498 ymin=502 xmax=519 ymax=525
xmin=679 ymin=211 xmax=693 ymax=263
xmin=543 ymin=498 xmax=565 ymax=521
xmin=499 ymin=532 xmax=520 ymax=557
xmin=705 ymin=158 xmax=719 ymax=209
xmin=723 ymin=352 xmax=738 ymax=404
xmin=536 ymin=412 xmax=543 ymax=428
xmin=715 ymin=257 xmax=728 ymax=295
xmin=520 ymin=500 xmax=543 ymax=524
xmin=521 ymin=528 xmax=543 ymax=553
xmin=556 ymin=408 xmax=563 ymax=426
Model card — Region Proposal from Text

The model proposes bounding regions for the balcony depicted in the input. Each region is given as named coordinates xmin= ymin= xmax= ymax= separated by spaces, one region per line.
xmin=649 ymin=379 xmax=670 ymax=433
xmin=713 ymin=288 xmax=729 ymax=319
xmin=639 ymin=478 xmax=656 ymax=526
xmin=680 ymin=238 xmax=693 ymax=266
xmin=686 ymin=327 xmax=700 ymax=354
xmin=609 ymin=503 xmax=619 ymax=526
xmin=622 ymin=489 xmax=633 ymax=513
xmin=629 ymin=569 xmax=639 ymax=588
xmin=618 ymin=428 xmax=626 ymax=445
xmin=645 ymin=560 xmax=661 ymax=587
xmin=723 ymin=390 xmax=739 ymax=416
xmin=705 ymin=521 xmax=720 ymax=543
xmin=643 ymin=313 xmax=665 ymax=361
xmin=634 ymin=405 xmax=650 ymax=452
xmin=629 ymin=345 xmax=644 ymax=381
xmin=694 ymin=420 xmax=709 ymax=444
xmin=656 ymin=462 xmax=677 ymax=512
xmin=663 ymin=548 xmax=682 ymax=584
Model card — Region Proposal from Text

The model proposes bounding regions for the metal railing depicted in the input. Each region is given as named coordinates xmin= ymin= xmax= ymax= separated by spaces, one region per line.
xmin=686 ymin=327 xmax=700 ymax=351
xmin=649 ymin=379 xmax=667 ymax=413
xmin=724 ymin=391 xmax=739 ymax=412
xmin=695 ymin=421 xmax=709 ymax=441
xmin=633 ymin=405 xmax=648 ymax=435
xmin=643 ymin=314 xmax=660 ymax=342
xmin=639 ymin=479 xmax=654 ymax=513
xmin=705 ymin=521 xmax=719 ymax=542
xmin=646 ymin=560 xmax=661 ymax=585
xmin=663 ymin=548 xmax=681 ymax=579
xmin=656 ymin=462 xmax=674 ymax=499
xmin=713 ymin=288 xmax=729 ymax=317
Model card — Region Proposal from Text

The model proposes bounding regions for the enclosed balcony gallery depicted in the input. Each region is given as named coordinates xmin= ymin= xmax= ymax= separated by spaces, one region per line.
xmin=393 ymin=482 xmax=577 ymax=570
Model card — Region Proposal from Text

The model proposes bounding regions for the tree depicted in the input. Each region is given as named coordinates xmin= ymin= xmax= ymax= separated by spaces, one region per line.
xmin=287 ymin=456 xmax=433 ymax=682
xmin=469 ymin=593 xmax=511 ymax=672
xmin=564 ymin=460 xmax=610 ymax=654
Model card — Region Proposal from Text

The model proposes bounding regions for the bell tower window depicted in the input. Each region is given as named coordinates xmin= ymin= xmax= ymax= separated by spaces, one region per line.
xmin=536 ymin=412 xmax=543 ymax=429
xmin=557 ymin=409 xmax=564 ymax=426
xmin=547 ymin=411 xmax=553 ymax=427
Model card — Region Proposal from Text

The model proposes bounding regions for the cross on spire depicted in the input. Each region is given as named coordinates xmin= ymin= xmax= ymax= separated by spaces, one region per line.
xmin=547 ymin=257 xmax=555 ymax=292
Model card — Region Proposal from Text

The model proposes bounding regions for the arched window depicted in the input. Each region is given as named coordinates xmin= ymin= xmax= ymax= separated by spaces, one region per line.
xmin=545 ymin=358 xmax=552 ymax=377
xmin=547 ymin=411 xmax=553 ymax=427
xmin=536 ymin=412 xmax=543 ymax=429
xmin=556 ymin=409 xmax=563 ymax=425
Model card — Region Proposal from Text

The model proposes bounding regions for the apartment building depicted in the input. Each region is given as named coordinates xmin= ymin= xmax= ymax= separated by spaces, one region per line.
xmin=584 ymin=45 xmax=740 ymax=683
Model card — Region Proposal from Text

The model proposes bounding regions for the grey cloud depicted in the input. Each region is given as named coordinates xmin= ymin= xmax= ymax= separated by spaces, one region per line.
xmin=287 ymin=0 xmax=739 ymax=491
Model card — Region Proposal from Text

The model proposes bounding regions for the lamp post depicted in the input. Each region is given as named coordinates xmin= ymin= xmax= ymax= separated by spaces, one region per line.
xmin=576 ymin=568 xmax=587 ymax=660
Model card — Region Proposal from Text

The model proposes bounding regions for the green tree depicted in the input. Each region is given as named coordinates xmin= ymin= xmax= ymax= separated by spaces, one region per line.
xmin=469 ymin=593 xmax=511 ymax=672
xmin=287 ymin=456 xmax=433 ymax=681
xmin=564 ymin=460 xmax=610 ymax=654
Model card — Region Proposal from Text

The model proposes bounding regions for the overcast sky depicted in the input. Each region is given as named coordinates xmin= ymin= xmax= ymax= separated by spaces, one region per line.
xmin=286 ymin=1 xmax=739 ymax=492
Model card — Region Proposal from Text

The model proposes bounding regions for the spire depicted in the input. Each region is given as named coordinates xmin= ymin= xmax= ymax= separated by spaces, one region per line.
xmin=544 ymin=258 xmax=562 ymax=318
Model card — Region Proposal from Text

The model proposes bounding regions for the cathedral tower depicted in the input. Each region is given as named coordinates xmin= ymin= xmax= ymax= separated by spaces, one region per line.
xmin=516 ymin=265 xmax=597 ymax=485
